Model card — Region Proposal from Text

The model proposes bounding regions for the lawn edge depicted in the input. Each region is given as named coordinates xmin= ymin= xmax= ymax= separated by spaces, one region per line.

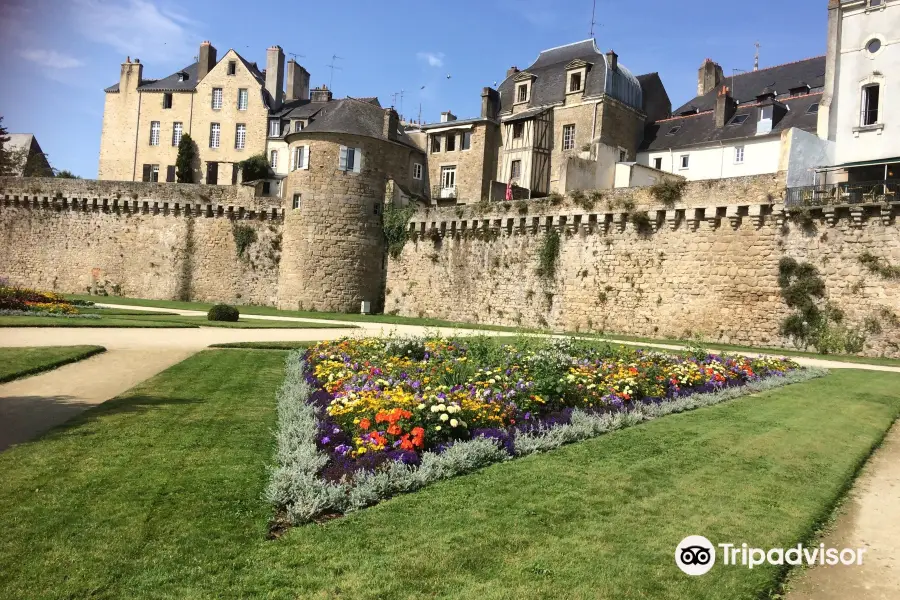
xmin=0 ymin=346 xmax=107 ymax=384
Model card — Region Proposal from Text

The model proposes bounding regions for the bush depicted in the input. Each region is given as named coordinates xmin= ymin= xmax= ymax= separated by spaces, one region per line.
xmin=208 ymin=304 xmax=239 ymax=322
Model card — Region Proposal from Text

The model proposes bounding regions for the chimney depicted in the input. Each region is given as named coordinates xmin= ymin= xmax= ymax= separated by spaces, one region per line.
xmin=286 ymin=60 xmax=310 ymax=102
xmin=714 ymin=86 xmax=737 ymax=128
xmin=606 ymin=49 xmax=618 ymax=72
xmin=310 ymin=85 xmax=333 ymax=103
xmin=383 ymin=108 xmax=399 ymax=141
xmin=265 ymin=45 xmax=285 ymax=109
xmin=507 ymin=66 xmax=519 ymax=78
xmin=698 ymin=58 xmax=724 ymax=96
xmin=119 ymin=56 xmax=144 ymax=92
xmin=440 ymin=111 xmax=456 ymax=123
xmin=197 ymin=41 xmax=217 ymax=81
xmin=481 ymin=87 xmax=500 ymax=120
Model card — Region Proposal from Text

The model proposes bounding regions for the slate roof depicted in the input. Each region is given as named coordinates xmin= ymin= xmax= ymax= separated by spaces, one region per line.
xmin=673 ymin=56 xmax=826 ymax=115
xmin=640 ymin=93 xmax=821 ymax=152
xmin=497 ymin=39 xmax=643 ymax=115
xmin=103 ymin=50 xmax=266 ymax=93
xmin=285 ymin=98 xmax=420 ymax=150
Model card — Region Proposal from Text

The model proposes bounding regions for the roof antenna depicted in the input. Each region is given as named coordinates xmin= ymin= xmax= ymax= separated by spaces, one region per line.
xmin=754 ymin=42 xmax=760 ymax=71
xmin=589 ymin=0 xmax=597 ymax=38
xmin=327 ymin=54 xmax=343 ymax=89
xmin=288 ymin=52 xmax=305 ymax=62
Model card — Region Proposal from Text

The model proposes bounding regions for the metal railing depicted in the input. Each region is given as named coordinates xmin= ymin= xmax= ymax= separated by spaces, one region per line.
xmin=785 ymin=179 xmax=900 ymax=208
xmin=432 ymin=185 xmax=457 ymax=200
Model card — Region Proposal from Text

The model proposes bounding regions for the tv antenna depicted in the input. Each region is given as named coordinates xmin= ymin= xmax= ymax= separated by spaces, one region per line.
xmin=754 ymin=42 xmax=760 ymax=71
xmin=327 ymin=54 xmax=343 ymax=88
xmin=731 ymin=68 xmax=747 ymax=95
xmin=589 ymin=0 xmax=598 ymax=37
xmin=288 ymin=52 xmax=305 ymax=62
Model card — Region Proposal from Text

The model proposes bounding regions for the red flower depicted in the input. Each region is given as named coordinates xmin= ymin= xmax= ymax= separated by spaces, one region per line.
xmin=399 ymin=436 xmax=415 ymax=451
xmin=359 ymin=418 xmax=371 ymax=431
xmin=387 ymin=424 xmax=402 ymax=436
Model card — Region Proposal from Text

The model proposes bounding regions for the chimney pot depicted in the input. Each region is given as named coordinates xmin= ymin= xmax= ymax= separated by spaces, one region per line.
xmin=265 ymin=45 xmax=286 ymax=109
xmin=715 ymin=86 xmax=737 ymax=128
xmin=507 ymin=66 xmax=519 ymax=78
xmin=606 ymin=49 xmax=618 ymax=72
xmin=698 ymin=58 xmax=724 ymax=96
xmin=197 ymin=41 xmax=217 ymax=81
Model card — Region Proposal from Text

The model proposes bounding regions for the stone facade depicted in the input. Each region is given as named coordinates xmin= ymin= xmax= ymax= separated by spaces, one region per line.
xmin=426 ymin=122 xmax=500 ymax=203
xmin=385 ymin=173 xmax=900 ymax=358
xmin=98 ymin=61 xmax=144 ymax=181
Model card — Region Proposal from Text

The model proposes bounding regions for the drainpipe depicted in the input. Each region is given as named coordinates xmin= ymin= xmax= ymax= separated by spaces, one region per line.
xmin=131 ymin=92 xmax=143 ymax=182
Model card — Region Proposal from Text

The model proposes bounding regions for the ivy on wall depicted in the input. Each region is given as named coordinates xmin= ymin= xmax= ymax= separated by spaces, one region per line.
xmin=383 ymin=203 xmax=416 ymax=259
xmin=536 ymin=228 xmax=560 ymax=279
xmin=232 ymin=223 xmax=257 ymax=260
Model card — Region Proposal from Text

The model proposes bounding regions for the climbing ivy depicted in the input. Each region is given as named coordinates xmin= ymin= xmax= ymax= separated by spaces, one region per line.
xmin=232 ymin=223 xmax=257 ymax=259
xmin=536 ymin=228 xmax=560 ymax=279
xmin=382 ymin=203 xmax=416 ymax=259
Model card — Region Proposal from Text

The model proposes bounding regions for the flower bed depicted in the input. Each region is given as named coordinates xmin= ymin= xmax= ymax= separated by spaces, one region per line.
xmin=267 ymin=336 xmax=817 ymax=527
xmin=0 ymin=285 xmax=87 ymax=314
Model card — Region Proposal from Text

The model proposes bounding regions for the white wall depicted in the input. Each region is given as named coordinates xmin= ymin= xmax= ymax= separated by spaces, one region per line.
xmin=614 ymin=163 xmax=673 ymax=188
xmin=832 ymin=0 xmax=900 ymax=164
xmin=636 ymin=136 xmax=782 ymax=181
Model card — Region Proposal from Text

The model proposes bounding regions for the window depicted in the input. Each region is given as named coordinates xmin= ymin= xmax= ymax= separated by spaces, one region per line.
xmin=729 ymin=114 xmax=750 ymax=126
xmin=292 ymin=146 xmax=308 ymax=170
xmin=209 ymin=123 xmax=220 ymax=148
xmin=866 ymin=39 xmax=882 ymax=55
xmin=150 ymin=164 xmax=159 ymax=182
xmin=162 ymin=93 xmax=173 ymax=109
xmin=862 ymin=84 xmax=880 ymax=126
xmin=569 ymin=72 xmax=582 ymax=92
xmin=431 ymin=135 xmax=441 ymax=153
xmin=172 ymin=122 xmax=183 ymax=146
xmin=441 ymin=165 xmax=456 ymax=189
xmin=680 ymin=154 xmax=690 ymax=170
xmin=212 ymin=88 xmax=223 ymax=110
xmin=178 ymin=72 xmax=188 ymax=82
xmin=206 ymin=161 xmax=218 ymax=184
xmin=270 ymin=150 xmax=278 ymax=169
xmin=149 ymin=121 xmax=160 ymax=146
xmin=413 ymin=163 xmax=423 ymax=180
xmin=619 ymin=149 xmax=627 ymax=162
xmin=562 ymin=124 xmax=576 ymax=150
xmin=666 ymin=126 xmax=682 ymax=136
xmin=294 ymin=121 xmax=303 ymax=132
xmin=227 ymin=61 xmax=236 ymax=75
xmin=269 ymin=119 xmax=281 ymax=137
xmin=653 ymin=157 xmax=662 ymax=170
xmin=510 ymin=159 xmax=521 ymax=180
xmin=513 ymin=122 xmax=524 ymax=139
xmin=292 ymin=194 xmax=301 ymax=209
xmin=166 ymin=165 xmax=176 ymax=182
xmin=806 ymin=103 xmax=820 ymax=115
xmin=734 ymin=146 xmax=745 ymax=164
xmin=237 ymin=89 xmax=248 ymax=111
xmin=262 ymin=181 xmax=271 ymax=195
xmin=869 ymin=0 xmax=883 ymax=7
xmin=235 ymin=124 xmax=246 ymax=150
xmin=446 ymin=133 xmax=456 ymax=152
xmin=462 ymin=131 xmax=472 ymax=150
xmin=516 ymin=84 xmax=528 ymax=103
xmin=339 ymin=146 xmax=362 ymax=173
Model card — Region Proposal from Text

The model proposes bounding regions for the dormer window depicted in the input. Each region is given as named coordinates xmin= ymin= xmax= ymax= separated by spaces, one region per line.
xmin=177 ymin=72 xmax=188 ymax=82
xmin=569 ymin=72 xmax=582 ymax=93
xmin=729 ymin=114 xmax=750 ymax=126
xmin=666 ymin=126 xmax=682 ymax=136
xmin=516 ymin=83 xmax=528 ymax=103
xmin=789 ymin=85 xmax=810 ymax=97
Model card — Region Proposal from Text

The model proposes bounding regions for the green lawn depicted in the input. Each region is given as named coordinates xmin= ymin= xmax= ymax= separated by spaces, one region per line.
xmin=209 ymin=341 xmax=319 ymax=350
xmin=0 ymin=350 xmax=897 ymax=599
xmin=0 ymin=346 xmax=106 ymax=383
xmin=0 ymin=313 xmax=353 ymax=329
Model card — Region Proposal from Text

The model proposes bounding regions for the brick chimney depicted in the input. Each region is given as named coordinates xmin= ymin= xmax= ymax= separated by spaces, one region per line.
xmin=715 ymin=86 xmax=737 ymax=128
xmin=197 ymin=41 xmax=217 ymax=81
xmin=698 ymin=58 xmax=724 ymax=96
xmin=286 ymin=59 xmax=310 ymax=102
xmin=119 ymin=56 xmax=144 ymax=92
xmin=266 ymin=45 xmax=285 ymax=109
xmin=310 ymin=85 xmax=333 ymax=103
xmin=481 ymin=87 xmax=500 ymax=120
xmin=383 ymin=108 xmax=399 ymax=141
xmin=606 ymin=49 xmax=618 ymax=72
xmin=506 ymin=66 xmax=519 ymax=78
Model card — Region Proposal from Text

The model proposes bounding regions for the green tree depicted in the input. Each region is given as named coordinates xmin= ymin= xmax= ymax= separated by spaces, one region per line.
xmin=0 ymin=116 xmax=12 ymax=176
xmin=175 ymin=133 xmax=197 ymax=183
xmin=21 ymin=151 xmax=53 ymax=177
xmin=55 ymin=169 xmax=79 ymax=179
xmin=237 ymin=153 xmax=270 ymax=182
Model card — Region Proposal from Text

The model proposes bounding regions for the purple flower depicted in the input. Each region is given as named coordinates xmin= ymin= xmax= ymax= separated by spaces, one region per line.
xmin=321 ymin=436 xmax=331 ymax=444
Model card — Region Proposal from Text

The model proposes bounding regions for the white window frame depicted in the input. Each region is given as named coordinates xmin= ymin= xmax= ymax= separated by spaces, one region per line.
xmin=440 ymin=165 xmax=456 ymax=198
xmin=679 ymin=154 xmax=690 ymax=170
xmin=172 ymin=122 xmax=183 ymax=147
xmin=861 ymin=83 xmax=881 ymax=127
xmin=734 ymin=146 xmax=745 ymax=164
xmin=270 ymin=149 xmax=278 ymax=170
xmin=569 ymin=72 xmax=582 ymax=93
xmin=292 ymin=193 xmax=301 ymax=209
xmin=150 ymin=164 xmax=160 ymax=182
xmin=339 ymin=145 xmax=363 ymax=173
xmin=237 ymin=88 xmax=248 ymax=111
xmin=294 ymin=120 xmax=303 ymax=132
xmin=269 ymin=119 xmax=281 ymax=138
xmin=562 ymin=124 xmax=576 ymax=151
xmin=653 ymin=157 xmax=662 ymax=170
xmin=235 ymin=124 xmax=246 ymax=150
xmin=516 ymin=83 xmax=528 ymax=103
xmin=212 ymin=87 xmax=223 ymax=110
xmin=291 ymin=145 xmax=309 ymax=171
xmin=413 ymin=163 xmax=423 ymax=180
xmin=149 ymin=121 xmax=160 ymax=146
xmin=209 ymin=123 xmax=220 ymax=149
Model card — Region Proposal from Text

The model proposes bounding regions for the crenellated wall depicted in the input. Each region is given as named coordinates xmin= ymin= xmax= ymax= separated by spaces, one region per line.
xmin=385 ymin=174 xmax=900 ymax=357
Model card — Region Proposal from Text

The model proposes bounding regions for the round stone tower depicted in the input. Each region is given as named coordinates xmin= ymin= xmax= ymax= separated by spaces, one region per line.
xmin=277 ymin=100 xmax=425 ymax=312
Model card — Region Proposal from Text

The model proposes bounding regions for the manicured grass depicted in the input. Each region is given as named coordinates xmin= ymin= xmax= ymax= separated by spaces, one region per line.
xmin=0 ymin=350 xmax=897 ymax=599
xmin=0 ymin=315 xmax=196 ymax=328
xmin=0 ymin=313 xmax=353 ymax=329
xmin=0 ymin=346 xmax=106 ymax=383
xmin=209 ymin=341 xmax=318 ymax=350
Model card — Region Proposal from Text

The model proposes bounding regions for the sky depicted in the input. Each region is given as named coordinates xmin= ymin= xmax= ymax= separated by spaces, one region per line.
xmin=0 ymin=0 xmax=828 ymax=178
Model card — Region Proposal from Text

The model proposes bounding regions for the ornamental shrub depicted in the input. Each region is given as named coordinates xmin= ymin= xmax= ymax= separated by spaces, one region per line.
xmin=207 ymin=304 xmax=239 ymax=322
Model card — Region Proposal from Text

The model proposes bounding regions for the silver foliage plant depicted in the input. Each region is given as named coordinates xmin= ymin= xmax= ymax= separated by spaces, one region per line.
xmin=266 ymin=350 xmax=827 ymax=525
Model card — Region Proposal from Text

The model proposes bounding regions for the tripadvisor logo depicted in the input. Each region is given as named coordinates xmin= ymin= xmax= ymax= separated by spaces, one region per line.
xmin=675 ymin=535 xmax=867 ymax=576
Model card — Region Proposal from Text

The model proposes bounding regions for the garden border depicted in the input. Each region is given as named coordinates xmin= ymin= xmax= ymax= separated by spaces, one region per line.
xmin=265 ymin=350 xmax=828 ymax=529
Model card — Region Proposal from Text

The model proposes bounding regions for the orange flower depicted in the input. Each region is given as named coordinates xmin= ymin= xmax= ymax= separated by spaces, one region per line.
xmin=359 ymin=418 xmax=371 ymax=431
xmin=387 ymin=424 xmax=402 ymax=436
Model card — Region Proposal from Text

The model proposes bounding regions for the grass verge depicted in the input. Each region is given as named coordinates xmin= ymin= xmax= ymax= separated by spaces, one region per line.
xmin=209 ymin=341 xmax=318 ymax=350
xmin=0 ymin=346 xmax=106 ymax=383
xmin=0 ymin=350 xmax=897 ymax=599
xmin=0 ymin=313 xmax=354 ymax=329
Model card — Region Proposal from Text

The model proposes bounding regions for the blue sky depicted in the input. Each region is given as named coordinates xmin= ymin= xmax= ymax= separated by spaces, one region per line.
xmin=0 ymin=0 xmax=827 ymax=178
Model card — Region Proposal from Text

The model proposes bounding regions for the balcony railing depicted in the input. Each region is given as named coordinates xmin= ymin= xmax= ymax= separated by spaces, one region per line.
xmin=432 ymin=185 xmax=457 ymax=200
xmin=785 ymin=179 xmax=900 ymax=208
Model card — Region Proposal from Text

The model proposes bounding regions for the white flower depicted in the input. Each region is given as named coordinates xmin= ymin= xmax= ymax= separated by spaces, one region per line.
xmin=450 ymin=418 xmax=459 ymax=427
xmin=435 ymin=425 xmax=442 ymax=431
xmin=439 ymin=413 xmax=449 ymax=422
xmin=430 ymin=405 xmax=440 ymax=413
xmin=437 ymin=404 xmax=447 ymax=412
xmin=417 ymin=403 xmax=426 ymax=410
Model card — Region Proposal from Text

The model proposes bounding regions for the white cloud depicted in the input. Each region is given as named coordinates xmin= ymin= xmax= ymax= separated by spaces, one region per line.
xmin=19 ymin=49 xmax=85 ymax=69
xmin=71 ymin=0 xmax=198 ymax=65
xmin=417 ymin=52 xmax=445 ymax=68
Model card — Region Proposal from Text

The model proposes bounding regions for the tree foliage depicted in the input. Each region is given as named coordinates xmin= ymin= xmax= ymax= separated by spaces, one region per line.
xmin=0 ymin=116 xmax=10 ymax=176
xmin=175 ymin=133 xmax=197 ymax=183
xmin=237 ymin=154 xmax=270 ymax=182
